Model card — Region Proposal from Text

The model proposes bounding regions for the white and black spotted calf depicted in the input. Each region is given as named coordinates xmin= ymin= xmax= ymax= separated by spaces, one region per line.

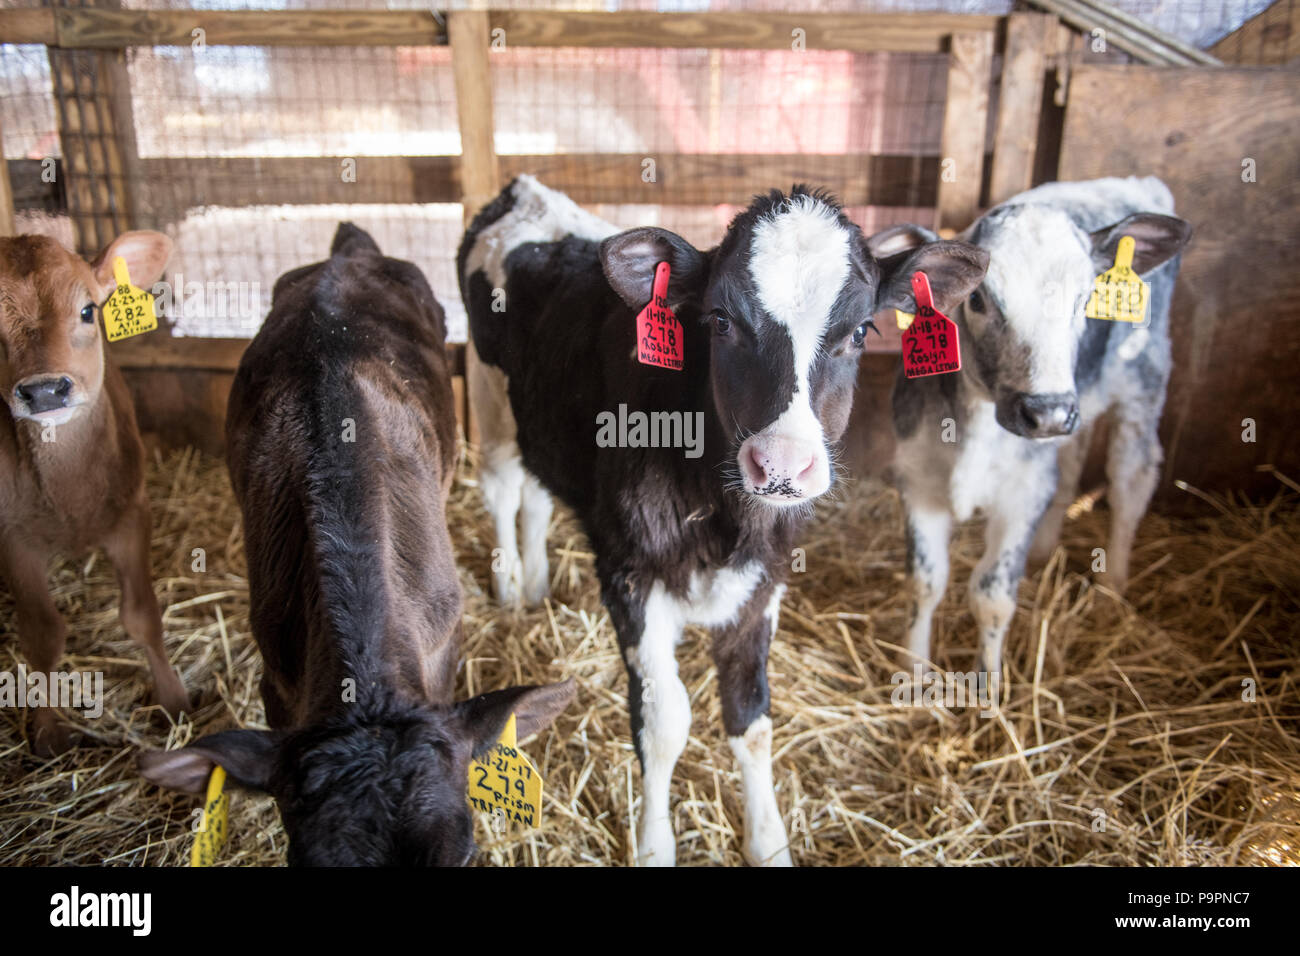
xmin=459 ymin=175 xmax=987 ymax=865
xmin=889 ymin=176 xmax=1192 ymax=684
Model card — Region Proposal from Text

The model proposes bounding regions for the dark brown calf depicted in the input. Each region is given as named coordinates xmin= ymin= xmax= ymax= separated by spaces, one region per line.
xmin=0 ymin=231 xmax=188 ymax=755
xmin=139 ymin=224 xmax=572 ymax=866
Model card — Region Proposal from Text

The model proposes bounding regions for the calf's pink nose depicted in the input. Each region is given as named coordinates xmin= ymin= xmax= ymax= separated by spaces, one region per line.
xmin=742 ymin=436 xmax=820 ymax=495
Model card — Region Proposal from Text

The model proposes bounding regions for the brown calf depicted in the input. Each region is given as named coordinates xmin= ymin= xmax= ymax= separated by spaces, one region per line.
xmin=139 ymin=224 xmax=572 ymax=865
xmin=0 ymin=231 xmax=188 ymax=755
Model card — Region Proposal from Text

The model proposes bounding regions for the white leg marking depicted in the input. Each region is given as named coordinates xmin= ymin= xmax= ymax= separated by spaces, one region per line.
xmin=905 ymin=503 xmax=952 ymax=665
xmin=519 ymin=471 xmax=553 ymax=605
xmin=729 ymin=715 xmax=792 ymax=867
xmin=469 ymin=343 xmax=527 ymax=605
xmin=765 ymin=583 xmax=786 ymax=635
xmin=633 ymin=583 xmax=690 ymax=867
xmin=684 ymin=562 xmax=765 ymax=628
xmin=480 ymin=445 xmax=524 ymax=605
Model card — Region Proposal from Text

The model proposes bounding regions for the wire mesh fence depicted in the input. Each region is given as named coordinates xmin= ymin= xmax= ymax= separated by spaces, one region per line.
xmin=0 ymin=0 xmax=1269 ymax=343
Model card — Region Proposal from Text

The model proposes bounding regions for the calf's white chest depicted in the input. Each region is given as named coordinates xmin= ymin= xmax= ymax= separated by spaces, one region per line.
xmin=949 ymin=402 xmax=1024 ymax=521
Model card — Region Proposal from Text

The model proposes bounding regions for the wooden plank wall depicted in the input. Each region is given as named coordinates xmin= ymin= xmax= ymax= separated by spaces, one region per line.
xmin=1058 ymin=64 xmax=1300 ymax=500
xmin=1211 ymin=0 xmax=1300 ymax=64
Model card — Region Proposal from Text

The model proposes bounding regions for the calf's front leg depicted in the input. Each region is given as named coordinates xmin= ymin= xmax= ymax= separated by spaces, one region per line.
xmin=902 ymin=500 xmax=952 ymax=666
xmin=605 ymin=573 xmax=691 ymax=866
xmin=1029 ymin=424 xmax=1091 ymax=566
xmin=519 ymin=471 xmax=553 ymax=604
xmin=479 ymin=444 xmax=527 ymax=605
xmin=102 ymin=502 xmax=188 ymax=717
xmin=712 ymin=583 xmax=792 ymax=866
xmin=971 ymin=499 xmax=1048 ymax=690
xmin=1103 ymin=414 xmax=1161 ymax=591
xmin=0 ymin=543 xmax=72 ymax=755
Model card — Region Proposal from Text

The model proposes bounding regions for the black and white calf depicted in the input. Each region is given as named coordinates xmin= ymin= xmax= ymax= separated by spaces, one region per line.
xmin=889 ymin=176 xmax=1192 ymax=683
xmin=459 ymin=175 xmax=987 ymax=865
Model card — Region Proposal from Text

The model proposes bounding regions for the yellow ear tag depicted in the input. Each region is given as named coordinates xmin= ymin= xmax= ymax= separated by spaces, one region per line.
xmin=895 ymin=309 xmax=915 ymax=330
xmin=1085 ymin=235 xmax=1148 ymax=323
xmin=190 ymin=765 xmax=229 ymax=867
xmin=102 ymin=257 xmax=158 ymax=341
xmin=467 ymin=713 xmax=543 ymax=829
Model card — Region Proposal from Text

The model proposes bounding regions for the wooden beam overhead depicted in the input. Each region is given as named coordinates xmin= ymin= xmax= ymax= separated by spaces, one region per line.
xmin=488 ymin=11 xmax=999 ymax=53
xmin=0 ymin=8 xmax=997 ymax=51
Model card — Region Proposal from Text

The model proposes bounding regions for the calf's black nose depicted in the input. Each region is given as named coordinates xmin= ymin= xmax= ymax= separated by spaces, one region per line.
xmin=1009 ymin=391 xmax=1079 ymax=438
xmin=15 ymin=376 xmax=74 ymax=414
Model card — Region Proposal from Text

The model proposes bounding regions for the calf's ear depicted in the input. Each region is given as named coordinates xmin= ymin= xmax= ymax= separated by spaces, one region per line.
xmin=138 ymin=729 xmax=281 ymax=795
xmin=455 ymin=678 xmax=576 ymax=758
xmin=875 ymin=237 xmax=990 ymax=316
xmin=92 ymin=230 xmax=173 ymax=294
xmin=864 ymin=223 xmax=940 ymax=260
xmin=1090 ymin=213 xmax=1192 ymax=275
xmin=600 ymin=228 xmax=708 ymax=310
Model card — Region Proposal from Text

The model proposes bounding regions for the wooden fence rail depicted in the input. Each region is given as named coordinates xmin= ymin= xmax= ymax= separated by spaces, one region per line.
xmin=1 ymin=9 xmax=1000 ymax=51
xmin=0 ymin=6 xmax=1072 ymax=446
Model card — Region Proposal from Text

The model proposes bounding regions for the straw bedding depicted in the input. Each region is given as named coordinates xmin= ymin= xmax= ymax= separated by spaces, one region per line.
xmin=1 ymin=446 xmax=1296 ymax=866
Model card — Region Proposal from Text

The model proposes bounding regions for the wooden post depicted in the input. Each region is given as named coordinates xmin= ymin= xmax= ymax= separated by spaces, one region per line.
xmin=989 ymin=13 xmax=1053 ymax=206
xmin=0 ymin=112 xmax=15 ymax=237
xmin=936 ymin=31 xmax=994 ymax=233
xmin=48 ymin=1 xmax=140 ymax=256
xmin=449 ymin=10 xmax=500 ymax=223
xmin=449 ymin=10 xmax=500 ymax=446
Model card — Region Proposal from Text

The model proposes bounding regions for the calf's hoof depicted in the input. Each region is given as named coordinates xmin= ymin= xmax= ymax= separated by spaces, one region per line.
xmin=155 ymin=672 xmax=190 ymax=719
xmin=637 ymin=822 xmax=677 ymax=867
xmin=522 ymin=575 xmax=550 ymax=607
xmin=744 ymin=841 xmax=794 ymax=867
xmin=31 ymin=711 xmax=74 ymax=757
xmin=492 ymin=573 xmax=523 ymax=608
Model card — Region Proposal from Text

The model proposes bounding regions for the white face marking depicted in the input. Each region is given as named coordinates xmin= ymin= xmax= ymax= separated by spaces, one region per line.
xmin=748 ymin=196 xmax=851 ymax=406
xmin=464 ymin=174 xmax=618 ymax=290
xmin=739 ymin=197 xmax=853 ymax=504
xmin=970 ymin=206 xmax=1092 ymax=396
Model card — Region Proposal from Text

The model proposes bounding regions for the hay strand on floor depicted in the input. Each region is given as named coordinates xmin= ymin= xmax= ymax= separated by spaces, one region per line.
xmin=1 ymin=446 xmax=1297 ymax=866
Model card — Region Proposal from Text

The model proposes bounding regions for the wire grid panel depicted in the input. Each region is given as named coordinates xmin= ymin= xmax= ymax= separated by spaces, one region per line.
xmin=119 ymin=43 xmax=462 ymax=335
xmin=489 ymin=47 xmax=949 ymax=157
xmin=0 ymin=43 xmax=70 ymax=244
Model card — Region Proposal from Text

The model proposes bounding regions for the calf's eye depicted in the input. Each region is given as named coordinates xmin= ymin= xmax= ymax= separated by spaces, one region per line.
xmin=712 ymin=313 xmax=731 ymax=335
xmin=80 ymin=304 xmax=97 ymax=325
xmin=968 ymin=289 xmax=985 ymax=313
xmin=851 ymin=320 xmax=877 ymax=347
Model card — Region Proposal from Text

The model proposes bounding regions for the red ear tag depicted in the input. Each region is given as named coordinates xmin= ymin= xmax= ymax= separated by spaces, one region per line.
xmin=636 ymin=261 xmax=684 ymax=371
xmin=900 ymin=271 xmax=961 ymax=378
